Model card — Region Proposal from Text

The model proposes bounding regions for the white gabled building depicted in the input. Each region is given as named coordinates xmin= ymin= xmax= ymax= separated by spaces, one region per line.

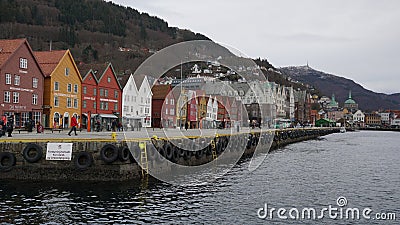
xmin=122 ymin=74 xmax=140 ymax=130
xmin=121 ymin=74 xmax=153 ymax=129
xmin=137 ymin=75 xmax=153 ymax=128
xmin=353 ymin=110 xmax=365 ymax=124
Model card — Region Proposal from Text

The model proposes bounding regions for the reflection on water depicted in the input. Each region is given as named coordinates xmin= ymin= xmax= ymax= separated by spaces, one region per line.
xmin=1 ymin=131 xmax=399 ymax=224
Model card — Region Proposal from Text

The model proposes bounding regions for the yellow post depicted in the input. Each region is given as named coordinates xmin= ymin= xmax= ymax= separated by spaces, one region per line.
xmin=111 ymin=132 xmax=117 ymax=140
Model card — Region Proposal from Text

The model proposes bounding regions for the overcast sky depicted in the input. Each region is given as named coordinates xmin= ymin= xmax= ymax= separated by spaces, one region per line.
xmin=113 ymin=0 xmax=400 ymax=94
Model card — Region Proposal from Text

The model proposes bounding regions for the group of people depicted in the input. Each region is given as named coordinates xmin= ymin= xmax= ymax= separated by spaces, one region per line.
xmin=0 ymin=115 xmax=14 ymax=137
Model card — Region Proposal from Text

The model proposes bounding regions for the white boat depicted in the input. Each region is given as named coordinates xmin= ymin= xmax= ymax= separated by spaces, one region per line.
xmin=340 ymin=127 xmax=346 ymax=133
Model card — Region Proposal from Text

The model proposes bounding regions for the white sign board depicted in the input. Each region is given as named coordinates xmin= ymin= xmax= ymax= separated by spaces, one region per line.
xmin=46 ymin=143 xmax=73 ymax=160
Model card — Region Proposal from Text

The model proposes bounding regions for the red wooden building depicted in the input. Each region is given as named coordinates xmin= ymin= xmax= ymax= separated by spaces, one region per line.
xmin=79 ymin=63 xmax=122 ymax=131
xmin=0 ymin=39 xmax=45 ymax=127
xmin=80 ymin=68 xmax=98 ymax=130
xmin=151 ymin=84 xmax=175 ymax=128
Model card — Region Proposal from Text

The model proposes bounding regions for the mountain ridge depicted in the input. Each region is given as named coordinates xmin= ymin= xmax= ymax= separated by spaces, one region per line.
xmin=280 ymin=65 xmax=400 ymax=111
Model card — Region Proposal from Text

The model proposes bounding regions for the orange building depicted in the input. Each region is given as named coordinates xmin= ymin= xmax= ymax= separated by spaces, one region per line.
xmin=34 ymin=50 xmax=82 ymax=128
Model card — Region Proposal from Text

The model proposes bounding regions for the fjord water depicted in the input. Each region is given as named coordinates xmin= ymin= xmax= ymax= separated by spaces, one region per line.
xmin=1 ymin=131 xmax=398 ymax=224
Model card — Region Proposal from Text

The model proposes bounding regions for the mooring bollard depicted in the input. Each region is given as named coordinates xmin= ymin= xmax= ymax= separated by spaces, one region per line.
xmin=111 ymin=132 xmax=117 ymax=140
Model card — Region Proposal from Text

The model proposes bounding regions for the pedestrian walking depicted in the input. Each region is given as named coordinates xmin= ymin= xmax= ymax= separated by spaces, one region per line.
xmin=111 ymin=119 xmax=117 ymax=132
xmin=68 ymin=115 xmax=78 ymax=136
xmin=185 ymin=122 xmax=189 ymax=130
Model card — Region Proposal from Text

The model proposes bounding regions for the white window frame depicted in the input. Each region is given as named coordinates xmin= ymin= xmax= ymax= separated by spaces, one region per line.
xmin=67 ymin=97 xmax=72 ymax=108
xmin=4 ymin=91 xmax=10 ymax=103
xmin=32 ymin=78 xmax=38 ymax=88
xmin=13 ymin=92 xmax=19 ymax=103
xmin=83 ymin=86 xmax=87 ymax=94
xmin=74 ymin=84 xmax=78 ymax=93
xmin=73 ymin=98 xmax=78 ymax=109
xmin=14 ymin=75 xmax=20 ymax=86
xmin=54 ymin=96 xmax=59 ymax=107
xmin=65 ymin=67 xmax=70 ymax=76
xmin=54 ymin=82 xmax=59 ymax=91
xmin=32 ymin=94 xmax=38 ymax=105
xmin=19 ymin=58 xmax=27 ymax=69
xmin=5 ymin=73 xmax=11 ymax=85
xmin=67 ymin=83 xmax=72 ymax=93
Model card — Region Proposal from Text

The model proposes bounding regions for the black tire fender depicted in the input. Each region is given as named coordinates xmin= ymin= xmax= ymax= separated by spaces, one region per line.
xmin=23 ymin=143 xmax=43 ymax=163
xmin=0 ymin=152 xmax=16 ymax=172
xmin=119 ymin=146 xmax=131 ymax=162
xmin=74 ymin=152 xmax=93 ymax=170
xmin=100 ymin=144 xmax=119 ymax=163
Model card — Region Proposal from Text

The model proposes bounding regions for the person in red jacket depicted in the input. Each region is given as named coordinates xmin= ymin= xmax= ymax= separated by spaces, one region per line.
xmin=68 ymin=115 xmax=78 ymax=136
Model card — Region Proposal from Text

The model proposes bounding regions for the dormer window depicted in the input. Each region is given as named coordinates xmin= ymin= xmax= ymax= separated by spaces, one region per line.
xmin=107 ymin=77 xmax=111 ymax=83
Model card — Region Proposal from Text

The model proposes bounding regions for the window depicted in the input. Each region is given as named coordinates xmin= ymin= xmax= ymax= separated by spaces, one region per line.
xmin=65 ymin=67 xmax=70 ymax=76
xmin=21 ymin=112 xmax=29 ymax=127
xmin=124 ymin=106 xmax=128 ymax=112
xmin=145 ymin=108 xmax=149 ymax=114
xmin=67 ymin=84 xmax=72 ymax=92
xmin=5 ymin=74 xmax=11 ymax=85
xmin=100 ymin=102 xmax=104 ymax=110
xmin=93 ymin=102 xmax=96 ymax=109
xmin=4 ymin=91 xmax=10 ymax=103
xmin=19 ymin=58 xmax=27 ymax=69
xmin=104 ymin=89 xmax=108 ymax=97
xmin=32 ymin=78 xmax=38 ymax=88
xmin=83 ymin=100 xmax=87 ymax=109
xmin=105 ymin=102 xmax=108 ymax=110
xmin=170 ymin=108 xmax=175 ymax=115
xmin=73 ymin=99 xmax=78 ymax=108
xmin=99 ymin=89 xmax=104 ymax=96
xmin=166 ymin=99 xmax=168 ymax=105
xmin=13 ymin=92 xmax=19 ymax=103
xmin=33 ymin=112 xmax=41 ymax=124
xmin=32 ymin=94 xmax=38 ymax=105
xmin=114 ymin=103 xmax=118 ymax=111
xmin=130 ymin=106 xmax=133 ymax=113
xmin=54 ymin=82 xmax=59 ymax=91
xmin=67 ymin=97 xmax=72 ymax=108
xmin=93 ymin=88 xmax=97 ymax=96
xmin=54 ymin=96 xmax=59 ymax=107
xmin=83 ymin=86 xmax=87 ymax=94
xmin=14 ymin=75 xmax=20 ymax=86
xmin=107 ymin=77 xmax=111 ymax=83
xmin=74 ymin=84 xmax=78 ymax=93
xmin=114 ymin=90 xmax=118 ymax=98
xmin=134 ymin=96 xmax=137 ymax=102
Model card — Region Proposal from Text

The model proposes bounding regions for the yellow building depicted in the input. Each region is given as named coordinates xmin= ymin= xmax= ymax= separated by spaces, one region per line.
xmin=34 ymin=50 xmax=82 ymax=128
xmin=176 ymin=89 xmax=188 ymax=128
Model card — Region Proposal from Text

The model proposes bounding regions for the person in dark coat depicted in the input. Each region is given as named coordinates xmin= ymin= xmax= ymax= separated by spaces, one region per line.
xmin=184 ymin=122 xmax=189 ymax=130
xmin=111 ymin=119 xmax=117 ymax=132
xmin=7 ymin=116 xmax=14 ymax=137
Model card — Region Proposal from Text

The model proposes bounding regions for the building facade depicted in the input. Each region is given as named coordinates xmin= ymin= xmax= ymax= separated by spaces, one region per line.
xmin=34 ymin=50 xmax=81 ymax=129
xmin=0 ymin=39 xmax=45 ymax=127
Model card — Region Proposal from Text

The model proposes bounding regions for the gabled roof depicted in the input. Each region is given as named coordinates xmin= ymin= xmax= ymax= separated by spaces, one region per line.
xmin=0 ymin=38 xmax=46 ymax=77
xmin=34 ymin=50 xmax=67 ymax=77
xmin=97 ymin=63 xmax=123 ymax=90
xmin=81 ymin=69 xmax=99 ymax=84
xmin=0 ymin=39 xmax=26 ymax=66
xmin=152 ymin=85 xmax=172 ymax=100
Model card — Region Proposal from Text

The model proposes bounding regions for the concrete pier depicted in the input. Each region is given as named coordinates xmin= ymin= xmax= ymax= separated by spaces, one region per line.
xmin=0 ymin=128 xmax=339 ymax=181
